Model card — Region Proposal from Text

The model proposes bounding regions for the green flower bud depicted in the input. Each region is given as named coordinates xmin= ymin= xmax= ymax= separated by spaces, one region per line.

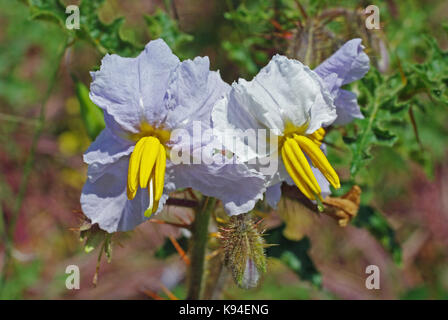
xmin=220 ymin=214 xmax=267 ymax=289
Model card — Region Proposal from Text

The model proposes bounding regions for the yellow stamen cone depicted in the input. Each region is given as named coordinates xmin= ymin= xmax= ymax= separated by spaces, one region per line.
xmin=281 ymin=144 xmax=316 ymax=200
xmin=139 ymin=137 xmax=160 ymax=189
xmin=294 ymin=135 xmax=340 ymax=189
xmin=283 ymin=138 xmax=321 ymax=196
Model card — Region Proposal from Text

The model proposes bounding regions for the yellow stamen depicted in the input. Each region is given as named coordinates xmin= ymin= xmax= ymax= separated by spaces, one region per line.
xmin=281 ymin=149 xmax=314 ymax=200
xmin=154 ymin=143 xmax=166 ymax=202
xmin=294 ymin=134 xmax=340 ymax=189
xmin=281 ymin=138 xmax=320 ymax=200
xmin=127 ymin=137 xmax=147 ymax=199
xmin=127 ymin=136 xmax=167 ymax=218
xmin=145 ymin=176 xmax=155 ymax=217
xmin=139 ymin=137 xmax=160 ymax=189
xmin=283 ymin=138 xmax=321 ymax=196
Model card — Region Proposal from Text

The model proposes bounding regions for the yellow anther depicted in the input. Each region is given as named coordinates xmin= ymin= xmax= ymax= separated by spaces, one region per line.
xmin=283 ymin=138 xmax=321 ymax=196
xmin=127 ymin=137 xmax=147 ymax=199
xmin=281 ymin=146 xmax=315 ymax=200
xmin=154 ymin=143 xmax=166 ymax=202
xmin=139 ymin=137 xmax=160 ymax=189
xmin=127 ymin=136 xmax=167 ymax=216
xmin=294 ymin=134 xmax=340 ymax=189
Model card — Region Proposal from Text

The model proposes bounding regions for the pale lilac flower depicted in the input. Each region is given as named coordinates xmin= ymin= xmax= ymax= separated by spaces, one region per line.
xmin=212 ymin=54 xmax=340 ymax=205
xmin=266 ymin=39 xmax=370 ymax=208
xmin=81 ymin=39 xmax=265 ymax=233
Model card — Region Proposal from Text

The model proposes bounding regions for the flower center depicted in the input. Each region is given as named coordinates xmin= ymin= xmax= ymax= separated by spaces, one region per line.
xmin=127 ymin=136 xmax=167 ymax=217
xmin=280 ymin=127 xmax=340 ymax=201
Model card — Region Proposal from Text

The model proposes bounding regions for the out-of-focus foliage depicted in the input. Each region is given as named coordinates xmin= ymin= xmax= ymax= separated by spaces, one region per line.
xmin=0 ymin=260 xmax=41 ymax=299
xmin=144 ymin=9 xmax=194 ymax=60
xmin=27 ymin=0 xmax=142 ymax=56
xmin=155 ymin=236 xmax=188 ymax=259
xmin=352 ymin=205 xmax=402 ymax=264
xmin=74 ymin=80 xmax=105 ymax=141
xmin=265 ymin=225 xmax=321 ymax=287
xmin=345 ymin=38 xmax=448 ymax=177
xmin=222 ymin=0 xmax=275 ymax=77
xmin=27 ymin=0 xmax=195 ymax=58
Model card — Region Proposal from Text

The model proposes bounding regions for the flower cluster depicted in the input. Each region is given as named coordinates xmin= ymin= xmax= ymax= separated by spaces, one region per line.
xmin=80 ymin=38 xmax=369 ymax=233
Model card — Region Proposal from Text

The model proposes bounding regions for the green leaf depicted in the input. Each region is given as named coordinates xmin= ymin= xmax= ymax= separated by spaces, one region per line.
xmin=265 ymin=224 xmax=321 ymax=287
xmin=352 ymin=205 xmax=402 ymax=264
xmin=74 ymin=80 xmax=105 ymax=141
xmin=144 ymin=9 xmax=193 ymax=59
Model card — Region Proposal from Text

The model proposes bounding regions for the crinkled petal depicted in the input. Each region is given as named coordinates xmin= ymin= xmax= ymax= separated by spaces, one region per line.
xmin=333 ymin=89 xmax=364 ymax=125
xmin=117 ymin=182 xmax=175 ymax=232
xmin=84 ymin=127 xmax=134 ymax=166
xmin=90 ymin=39 xmax=180 ymax=134
xmin=265 ymin=183 xmax=282 ymax=209
xmin=170 ymin=158 xmax=266 ymax=216
xmin=164 ymin=56 xmax=230 ymax=130
xmin=314 ymin=38 xmax=370 ymax=87
xmin=81 ymin=157 xmax=169 ymax=233
xmin=83 ymin=127 xmax=135 ymax=183
xmin=212 ymin=96 xmax=263 ymax=162
xmin=212 ymin=54 xmax=335 ymax=162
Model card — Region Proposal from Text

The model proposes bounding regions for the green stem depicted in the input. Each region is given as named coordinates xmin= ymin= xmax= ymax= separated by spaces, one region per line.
xmin=186 ymin=197 xmax=216 ymax=300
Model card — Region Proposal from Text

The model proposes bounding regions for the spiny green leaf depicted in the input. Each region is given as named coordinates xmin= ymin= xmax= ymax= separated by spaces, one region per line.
xmin=345 ymin=36 xmax=448 ymax=177
xmin=345 ymin=68 xmax=407 ymax=176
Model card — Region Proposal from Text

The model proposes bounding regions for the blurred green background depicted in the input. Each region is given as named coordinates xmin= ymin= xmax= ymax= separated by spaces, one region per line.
xmin=0 ymin=0 xmax=447 ymax=299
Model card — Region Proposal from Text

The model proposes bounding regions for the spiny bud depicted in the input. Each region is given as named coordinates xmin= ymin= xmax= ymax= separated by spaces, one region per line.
xmin=220 ymin=214 xmax=267 ymax=289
